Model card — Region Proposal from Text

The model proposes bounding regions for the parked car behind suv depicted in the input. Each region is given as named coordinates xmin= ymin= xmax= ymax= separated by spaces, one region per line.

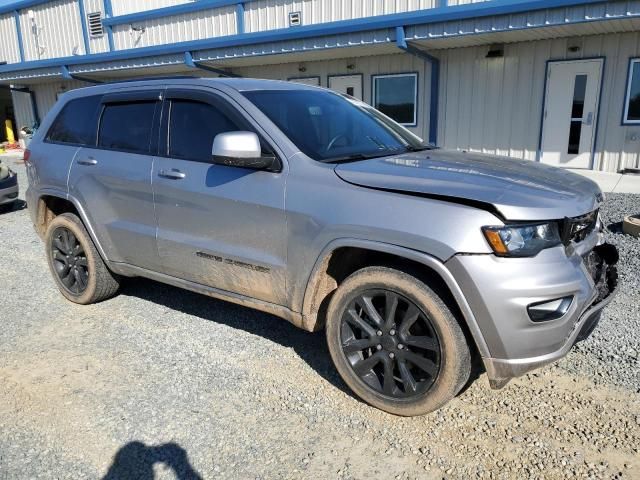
xmin=0 ymin=159 xmax=19 ymax=210
xmin=25 ymin=78 xmax=618 ymax=416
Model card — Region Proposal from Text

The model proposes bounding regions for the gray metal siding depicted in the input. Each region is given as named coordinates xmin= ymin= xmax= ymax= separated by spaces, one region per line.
xmin=438 ymin=32 xmax=640 ymax=172
xmin=0 ymin=13 xmax=20 ymax=64
xmin=111 ymin=6 xmax=237 ymax=50
xmin=18 ymin=0 xmax=85 ymax=61
xmin=244 ymin=0 xmax=438 ymax=33
xmin=110 ymin=0 xmax=194 ymax=17
xmin=83 ymin=0 xmax=109 ymax=54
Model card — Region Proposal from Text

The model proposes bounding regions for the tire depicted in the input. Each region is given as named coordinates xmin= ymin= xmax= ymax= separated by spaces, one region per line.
xmin=326 ymin=266 xmax=471 ymax=416
xmin=45 ymin=212 xmax=120 ymax=304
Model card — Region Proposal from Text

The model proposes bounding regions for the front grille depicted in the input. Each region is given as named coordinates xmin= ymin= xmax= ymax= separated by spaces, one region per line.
xmin=561 ymin=210 xmax=598 ymax=245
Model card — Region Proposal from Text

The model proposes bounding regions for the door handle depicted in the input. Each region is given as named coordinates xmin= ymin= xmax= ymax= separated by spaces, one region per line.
xmin=583 ymin=112 xmax=594 ymax=126
xmin=158 ymin=169 xmax=186 ymax=180
xmin=77 ymin=158 xmax=98 ymax=166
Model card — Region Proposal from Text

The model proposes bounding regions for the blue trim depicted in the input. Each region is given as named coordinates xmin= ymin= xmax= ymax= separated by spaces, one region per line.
xmin=99 ymin=0 xmax=609 ymax=28
xmin=396 ymin=26 xmax=438 ymax=144
xmin=236 ymin=2 xmax=244 ymax=34
xmin=102 ymin=0 xmax=115 ymax=51
xmin=591 ymin=57 xmax=606 ymax=170
xmin=14 ymin=10 xmax=25 ymax=63
xmin=372 ymin=72 xmax=420 ymax=128
xmin=438 ymin=0 xmax=448 ymax=7
xmin=77 ymin=0 xmax=91 ymax=55
xmin=0 ymin=0 xmax=619 ymax=76
xmin=622 ymin=58 xmax=640 ymax=126
xmin=184 ymin=51 xmax=240 ymax=77
xmin=0 ymin=0 xmax=51 ymax=16
xmin=537 ymin=57 xmax=606 ymax=170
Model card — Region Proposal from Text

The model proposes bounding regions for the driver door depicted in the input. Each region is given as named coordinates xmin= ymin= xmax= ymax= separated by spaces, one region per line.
xmin=152 ymin=88 xmax=288 ymax=305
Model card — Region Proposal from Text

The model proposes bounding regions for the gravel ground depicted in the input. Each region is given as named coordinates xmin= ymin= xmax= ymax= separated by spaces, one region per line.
xmin=0 ymin=158 xmax=639 ymax=479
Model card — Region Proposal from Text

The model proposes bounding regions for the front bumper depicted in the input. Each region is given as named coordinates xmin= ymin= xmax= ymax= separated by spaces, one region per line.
xmin=446 ymin=237 xmax=618 ymax=389
xmin=0 ymin=172 xmax=19 ymax=205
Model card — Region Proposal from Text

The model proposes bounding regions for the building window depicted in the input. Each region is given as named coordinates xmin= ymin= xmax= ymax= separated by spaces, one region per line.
xmin=372 ymin=73 xmax=418 ymax=127
xmin=624 ymin=58 xmax=640 ymax=124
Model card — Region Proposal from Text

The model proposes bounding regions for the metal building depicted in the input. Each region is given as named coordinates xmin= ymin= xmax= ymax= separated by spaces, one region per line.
xmin=0 ymin=0 xmax=639 ymax=172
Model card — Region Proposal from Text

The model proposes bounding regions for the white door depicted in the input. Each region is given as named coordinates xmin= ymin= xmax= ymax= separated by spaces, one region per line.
xmin=540 ymin=59 xmax=603 ymax=169
xmin=328 ymin=74 xmax=363 ymax=100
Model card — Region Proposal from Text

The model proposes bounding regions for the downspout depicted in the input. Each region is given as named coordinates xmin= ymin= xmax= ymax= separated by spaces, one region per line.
xmin=396 ymin=26 xmax=439 ymax=146
xmin=60 ymin=65 xmax=104 ymax=84
xmin=184 ymin=51 xmax=241 ymax=78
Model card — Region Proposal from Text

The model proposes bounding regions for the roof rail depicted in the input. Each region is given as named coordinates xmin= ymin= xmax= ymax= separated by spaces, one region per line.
xmin=106 ymin=75 xmax=199 ymax=84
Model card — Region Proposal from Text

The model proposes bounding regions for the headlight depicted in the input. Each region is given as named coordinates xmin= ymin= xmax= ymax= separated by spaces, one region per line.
xmin=482 ymin=223 xmax=561 ymax=257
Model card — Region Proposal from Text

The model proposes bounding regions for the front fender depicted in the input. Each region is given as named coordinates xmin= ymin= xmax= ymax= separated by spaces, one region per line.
xmin=298 ymin=238 xmax=491 ymax=360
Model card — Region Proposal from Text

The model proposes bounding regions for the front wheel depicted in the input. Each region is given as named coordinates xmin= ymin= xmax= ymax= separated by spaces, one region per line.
xmin=45 ymin=213 xmax=120 ymax=304
xmin=326 ymin=267 xmax=471 ymax=416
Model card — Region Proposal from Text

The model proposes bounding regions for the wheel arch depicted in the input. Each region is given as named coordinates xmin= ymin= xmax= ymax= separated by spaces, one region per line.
xmin=35 ymin=191 xmax=111 ymax=265
xmin=300 ymin=239 xmax=491 ymax=360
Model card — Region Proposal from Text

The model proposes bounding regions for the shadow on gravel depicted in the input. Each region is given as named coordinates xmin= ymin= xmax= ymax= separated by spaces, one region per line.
xmin=103 ymin=441 xmax=202 ymax=480
xmin=120 ymin=279 xmax=354 ymax=398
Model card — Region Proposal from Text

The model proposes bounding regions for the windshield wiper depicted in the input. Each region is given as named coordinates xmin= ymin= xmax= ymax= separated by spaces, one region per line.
xmin=321 ymin=153 xmax=382 ymax=164
xmin=404 ymin=145 xmax=435 ymax=152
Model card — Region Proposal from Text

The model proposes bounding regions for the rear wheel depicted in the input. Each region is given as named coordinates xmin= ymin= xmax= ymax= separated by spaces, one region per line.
xmin=45 ymin=213 xmax=120 ymax=304
xmin=326 ymin=267 xmax=471 ymax=416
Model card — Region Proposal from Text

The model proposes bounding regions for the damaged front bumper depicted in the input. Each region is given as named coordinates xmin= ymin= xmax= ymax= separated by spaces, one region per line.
xmin=446 ymin=240 xmax=619 ymax=390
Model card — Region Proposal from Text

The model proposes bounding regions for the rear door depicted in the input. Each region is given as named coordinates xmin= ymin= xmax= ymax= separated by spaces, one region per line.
xmin=152 ymin=87 xmax=288 ymax=305
xmin=69 ymin=89 xmax=162 ymax=269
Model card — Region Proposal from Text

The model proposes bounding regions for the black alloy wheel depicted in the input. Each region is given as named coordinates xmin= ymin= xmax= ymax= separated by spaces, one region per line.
xmin=340 ymin=289 xmax=441 ymax=399
xmin=51 ymin=226 xmax=90 ymax=295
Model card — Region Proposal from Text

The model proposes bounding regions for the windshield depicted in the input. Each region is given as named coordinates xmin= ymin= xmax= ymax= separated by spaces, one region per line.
xmin=242 ymin=89 xmax=430 ymax=162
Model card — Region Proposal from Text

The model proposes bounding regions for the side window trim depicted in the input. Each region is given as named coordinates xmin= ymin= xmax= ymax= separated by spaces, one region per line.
xmin=161 ymin=88 xmax=280 ymax=168
xmin=96 ymin=94 xmax=162 ymax=156
xmin=44 ymin=95 xmax=103 ymax=148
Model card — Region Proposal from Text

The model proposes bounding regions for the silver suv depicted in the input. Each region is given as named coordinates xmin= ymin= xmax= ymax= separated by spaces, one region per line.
xmin=25 ymin=78 xmax=618 ymax=416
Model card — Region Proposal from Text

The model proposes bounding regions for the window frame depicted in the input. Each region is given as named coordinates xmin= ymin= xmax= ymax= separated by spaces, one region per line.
xmin=371 ymin=72 xmax=419 ymax=128
xmin=44 ymin=95 xmax=103 ymax=148
xmin=96 ymin=92 xmax=162 ymax=156
xmin=623 ymin=58 xmax=640 ymax=125
xmin=160 ymin=88 xmax=282 ymax=170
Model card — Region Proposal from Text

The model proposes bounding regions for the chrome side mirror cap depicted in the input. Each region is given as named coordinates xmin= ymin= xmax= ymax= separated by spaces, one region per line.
xmin=211 ymin=131 xmax=278 ymax=171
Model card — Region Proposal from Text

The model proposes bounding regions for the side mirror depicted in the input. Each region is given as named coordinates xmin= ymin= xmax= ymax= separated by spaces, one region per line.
xmin=212 ymin=131 xmax=278 ymax=171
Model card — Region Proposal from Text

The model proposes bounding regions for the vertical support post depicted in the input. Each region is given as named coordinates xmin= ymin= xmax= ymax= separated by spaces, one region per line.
xmin=102 ymin=0 xmax=115 ymax=51
xmin=236 ymin=3 xmax=245 ymax=34
xmin=438 ymin=0 xmax=448 ymax=8
xmin=14 ymin=10 xmax=25 ymax=62
xmin=395 ymin=26 xmax=440 ymax=146
xmin=78 ymin=0 xmax=91 ymax=55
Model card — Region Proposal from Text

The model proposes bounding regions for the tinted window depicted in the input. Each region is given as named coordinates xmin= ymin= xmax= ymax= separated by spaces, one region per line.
xmin=98 ymin=101 xmax=156 ymax=154
xmin=626 ymin=60 xmax=640 ymax=123
xmin=243 ymin=89 xmax=426 ymax=162
xmin=373 ymin=74 xmax=418 ymax=126
xmin=169 ymin=100 xmax=240 ymax=162
xmin=46 ymin=95 xmax=101 ymax=145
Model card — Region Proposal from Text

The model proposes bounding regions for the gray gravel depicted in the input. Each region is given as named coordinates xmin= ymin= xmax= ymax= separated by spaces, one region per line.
xmin=0 ymin=158 xmax=639 ymax=479
xmin=558 ymin=193 xmax=640 ymax=392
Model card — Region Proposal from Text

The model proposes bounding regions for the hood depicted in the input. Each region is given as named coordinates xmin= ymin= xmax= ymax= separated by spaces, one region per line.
xmin=334 ymin=149 xmax=602 ymax=221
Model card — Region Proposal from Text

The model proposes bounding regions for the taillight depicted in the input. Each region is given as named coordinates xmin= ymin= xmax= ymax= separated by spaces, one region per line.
xmin=23 ymin=149 xmax=31 ymax=165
